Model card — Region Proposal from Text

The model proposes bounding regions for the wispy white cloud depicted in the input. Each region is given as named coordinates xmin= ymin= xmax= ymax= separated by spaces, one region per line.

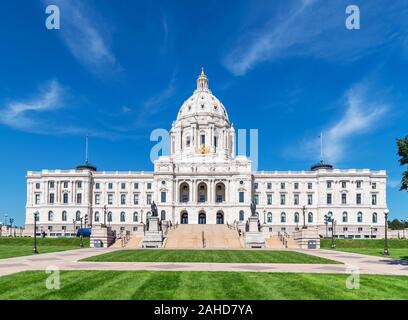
xmin=286 ymin=82 xmax=389 ymax=163
xmin=0 ymin=80 xmax=64 ymax=132
xmin=43 ymin=0 xmax=118 ymax=73
xmin=224 ymin=0 xmax=408 ymax=75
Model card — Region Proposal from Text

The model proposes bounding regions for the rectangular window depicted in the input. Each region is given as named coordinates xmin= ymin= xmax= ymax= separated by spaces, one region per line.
xmin=372 ymin=182 xmax=377 ymax=189
xmin=308 ymin=183 xmax=312 ymax=190
xmin=327 ymin=193 xmax=332 ymax=205
xmin=108 ymin=194 xmax=113 ymax=205
xmin=254 ymin=183 xmax=258 ymax=190
xmin=77 ymin=181 xmax=82 ymax=189
xmin=121 ymin=194 xmax=126 ymax=205
xmin=49 ymin=181 xmax=55 ymax=189
xmin=95 ymin=194 xmax=100 ymax=205
xmin=281 ymin=183 xmax=285 ymax=190
xmin=267 ymin=194 xmax=272 ymax=205
xmin=108 ymin=183 xmax=113 ymax=190
xmin=95 ymin=182 xmax=100 ymax=189
xmin=294 ymin=183 xmax=299 ymax=190
xmin=200 ymin=134 xmax=205 ymax=145
xmin=267 ymin=183 xmax=272 ymax=190
xmin=35 ymin=194 xmax=40 ymax=205
xmin=147 ymin=194 xmax=152 ymax=204
xmin=133 ymin=194 xmax=139 ymax=205
xmin=147 ymin=183 xmax=152 ymax=190
xmin=308 ymin=194 xmax=313 ymax=205
xmin=121 ymin=183 xmax=126 ymax=190
xmin=63 ymin=193 xmax=68 ymax=204
xmin=341 ymin=181 xmax=347 ymax=188
xmin=49 ymin=193 xmax=54 ymax=204
xmin=134 ymin=182 xmax=139 ymax=190
xmin=239 ymin=192 xmax=244 ymax=203
xmin=161 ymin=192 xmax=166 ymax=203
xmin=63 ymin=181 xmax=68 ymax=188
xmin=356 ymin=181 xmax=362 ymax=188
xmin=36 ymin=183 xmax=40 ymax=189
xmin=253 ymin=195 xmax=259 ymax=205
xmin=356 ymin=193 xmax=362 ymax=205
xmin=294 ymin=194 xmax=299 ymax=205
xmin=327 ymin=181 xmax=332 ymax=189
xmin=372 ymin=194 xmax=377 ymax=205
xmin=76 ymin=193 xmax=82 ymax=204
xmin=341 ymin=193 xmax=347 ymax=205
xmin=280 ymin=194 xmax=286 ymax=205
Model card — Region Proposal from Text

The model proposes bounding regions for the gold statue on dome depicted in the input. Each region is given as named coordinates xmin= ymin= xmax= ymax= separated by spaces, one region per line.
xmin=195 ymin=144 xmax=209 ymax=154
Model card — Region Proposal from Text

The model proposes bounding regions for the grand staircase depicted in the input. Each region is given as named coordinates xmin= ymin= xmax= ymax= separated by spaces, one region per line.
xmin=111 ymin=235 xmax=144 ymax=249
xmin=165 ymin=224 xmax=243 ymax=249
xmin=266 ymin=232 xmax=300 ymax=249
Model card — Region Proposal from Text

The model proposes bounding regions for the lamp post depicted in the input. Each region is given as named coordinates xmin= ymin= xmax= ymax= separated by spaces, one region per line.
xmin=263 ymin=209 xmax=266 ymax=224
xmin=80 ymin=217 xmax=84 ymax=248
xmin=383 ymin=209 xmax=389 ymax=256
xmin=103 ymin=205 xmax=107 ymax=226
xmin=73 ymin=219 xmax=76 ymax=237
xmin=33 ymin=211 xmax=39 ymax=254
xmin=331 ymin=219 xmax=336 ymax=249
xmin=302 ymin=205 xmax=306 ymax=229
xmin=324 ymin=214 xmax=328 ymax=238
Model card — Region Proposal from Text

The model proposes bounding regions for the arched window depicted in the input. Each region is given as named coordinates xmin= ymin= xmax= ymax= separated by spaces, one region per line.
xmin=133 ymin=212 xmax=138 ymax=222
xmin=146 ymin=211 xmax=152 ymax=218
xmin=76 ymin=211 xmax=81 ymax=221
xmin=357 ymin=212 xmax=363 ymax=223
xmin=48 ymin=211 xmax=54 ymax=221
xmin=308 ymin=212 xmax=313 ymax=223
xmin=161 ymin=210 xmax=166 ymax=220
xmin=267 ymin=212 xmax=272 ymax=223
xmin=239 ymin=210 xmax=244 ymax=221
xmin=327 ymin=212 xmax=333 ymax=223
xmin=62 ymin=211 xmax=67 ymax=221
xmin=342 ymin=211 xmax=348 ymax=223
xmin=294 ymin=212 xmax=300 ymax=223
xmin=197 ymin=182 xmax=208 ymax=203
xmin=94 ymin=211 xmax=100 ymax=222
xmin=280 ymin=212 xmax=286 ymax=223
xmin=215 ymin=182 xmax=226 ymax=203
xmin=107 ymin=212 xmax=112 ymax=222
xmin=372 ymin=212 xmax=377 ymax=223
xmin=180 ymin=182 xmax=190 ymax=203
xmin=120 ymin=212 xmax=126 ymax=222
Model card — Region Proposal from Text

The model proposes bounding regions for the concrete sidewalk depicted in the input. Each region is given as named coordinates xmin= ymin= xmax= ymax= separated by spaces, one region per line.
xmin=0 ymin=248 xmax=406 ymax=277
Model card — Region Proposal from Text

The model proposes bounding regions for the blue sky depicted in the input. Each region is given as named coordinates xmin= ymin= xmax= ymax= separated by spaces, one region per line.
xmin=0 ymin=0 xmax=407 ymax=225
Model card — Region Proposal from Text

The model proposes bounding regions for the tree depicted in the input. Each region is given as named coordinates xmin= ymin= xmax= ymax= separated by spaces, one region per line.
xmin=388 ymin=218 xmax=404 ymax=230
xmin=396 ymin=135 xmax=408 ymax=191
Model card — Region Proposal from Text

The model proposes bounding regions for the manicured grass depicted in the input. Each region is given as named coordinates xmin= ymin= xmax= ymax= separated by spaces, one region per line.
xmin=82 ymin=249 xmax=340 ymax=264
xmin=0 ymin=270 xmax=407 ymax=300
xmin=0 ymin=237 xmax=89 ymax=259
xmin=321 ymin=239 xmax=408 ymax=260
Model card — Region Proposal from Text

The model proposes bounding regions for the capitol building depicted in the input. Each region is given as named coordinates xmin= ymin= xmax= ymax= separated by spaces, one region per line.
xmin=24 ymin=69 xmax=387 ymax=240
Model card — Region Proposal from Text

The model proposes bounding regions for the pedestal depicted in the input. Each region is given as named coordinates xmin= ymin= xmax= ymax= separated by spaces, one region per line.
xmin=292 ymin=227 xmax=320 ymax=249
xmin=90 ymin=224 xmax=116 ymax=248
xmin=245 ymin=216 xmax=266 ymax=248
xmin=142 ymin=217 xmax=163 ymax=248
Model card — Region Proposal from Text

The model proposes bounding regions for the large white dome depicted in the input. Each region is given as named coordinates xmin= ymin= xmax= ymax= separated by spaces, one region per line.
xmin=176 ymin=68 xmax=230 ymax=124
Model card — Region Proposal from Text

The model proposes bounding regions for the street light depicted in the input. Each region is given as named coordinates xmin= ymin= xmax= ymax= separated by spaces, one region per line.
xmin=324 ymin=214 xmax=328 ymax=238
xmin=80 ymin=217 xmax=84 ymax=248
xmin=103 ymin=205 xmax=107 ymax=226
xmin=302 ymin=205 xmax=307 ymax=229
xmin=383 ymin=209 xmax=389 ymax=256
xmin=331 ymin=219 xmax=336 ymax=249
xmin=33 ymin=211 xmax=39 ymax=254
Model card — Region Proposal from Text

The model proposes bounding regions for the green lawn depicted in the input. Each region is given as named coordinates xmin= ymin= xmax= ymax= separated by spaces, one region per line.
xmin=82 ymin=249 xmax=340 ymax=264
xmin=0 ymin=237 xmax=89 ymax=259
xmin=0 ymin=270 xmax=406 ymax=300
xmin=321 ymin=239 xmax=408 ymax=260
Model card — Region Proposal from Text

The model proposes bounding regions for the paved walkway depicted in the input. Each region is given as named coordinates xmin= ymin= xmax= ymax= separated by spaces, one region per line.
xmin=0 ymin=248 xmax=406 ymax=277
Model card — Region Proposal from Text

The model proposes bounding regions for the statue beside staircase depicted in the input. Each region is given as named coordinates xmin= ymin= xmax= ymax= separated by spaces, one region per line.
xmin=244 ymin=201 xmax=266 ymax=248
xmin=141 ymin=201 xmax=164 ymax=248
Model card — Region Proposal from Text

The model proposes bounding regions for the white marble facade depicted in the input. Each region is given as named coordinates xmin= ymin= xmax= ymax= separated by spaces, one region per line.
xmin=25 ymin=70 xmax=388 ymax=238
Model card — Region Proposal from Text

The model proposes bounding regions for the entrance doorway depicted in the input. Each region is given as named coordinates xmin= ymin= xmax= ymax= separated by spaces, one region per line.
xmin=216 ymin=212 xmax=224 ymax=224
xmin=181 ymin=212 xmax=188 ymax=224
xmin=198 ymin=212 xmax=206 ymax=224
